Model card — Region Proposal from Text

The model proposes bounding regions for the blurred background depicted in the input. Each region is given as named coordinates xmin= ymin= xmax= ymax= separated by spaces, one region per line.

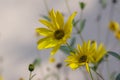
xmin=0 ymin=0 xmax=120 ymax=80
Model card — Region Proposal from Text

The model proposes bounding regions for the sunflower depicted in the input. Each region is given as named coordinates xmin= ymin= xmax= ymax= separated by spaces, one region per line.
xmin=36 ymin=9 xmax=77 ymax=55
xmin=65 ymin=40 xmax=106 ymax=71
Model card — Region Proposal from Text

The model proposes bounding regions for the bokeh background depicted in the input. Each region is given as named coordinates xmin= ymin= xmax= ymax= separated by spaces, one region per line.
xmin=0 ymin=0 xmax=120 ymax=80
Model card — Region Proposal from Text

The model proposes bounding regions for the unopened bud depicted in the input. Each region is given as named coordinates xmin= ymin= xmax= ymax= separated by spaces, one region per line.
xmin=28 ymin=64 xmax=34 ymax=72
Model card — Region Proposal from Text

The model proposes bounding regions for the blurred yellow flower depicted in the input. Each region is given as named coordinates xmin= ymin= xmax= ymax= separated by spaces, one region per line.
xmin=65 ymin=41 xmax=106 ymax=71
xmin=114 ymin=29 xmax=120 ymax=40
xmin=108 ymin=21 xmax=119 ymax=32
xmin=36 ymin=9 xmax=77 ymax=55
xmin=0 ymin=76 xmax=3 ymax=80
xmin=19 ymin=78 xmax=24 ymax=80
xmin=49 ymin=57 xmax=55 ymax=63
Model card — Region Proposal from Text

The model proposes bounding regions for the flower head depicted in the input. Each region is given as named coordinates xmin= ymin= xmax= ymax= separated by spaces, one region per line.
xmin=49 ymin=57 xmax=55 ymax=63
xmin=65 ymin=40 xmax=106 ymax=71
xmin=108 ymin=21 xmax=119 ymax=32
xmin=36 ymin=9 xmax=77 ymax=55
xmin=114 ymin=29 xmax=120 ymax=40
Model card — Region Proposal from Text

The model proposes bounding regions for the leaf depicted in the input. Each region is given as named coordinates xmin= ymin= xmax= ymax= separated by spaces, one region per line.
xmin=60 ymin=45 xmax=75 ymax=55
xmin=79 ymin=2 xmax=86 ymax=10
xmin=79 ymin=19 xmax=86 ymax=34
xmin=70 ymin=37 xmax=76 ymax=47
xmin=42 ymin=15 xmax=51 ymax=21
xmin=33 ymin=58 xmax=41 ymax=66
xmin=73 ymin=19 xmax=80 ymax=27
xmin=60 ymin=46 xmax=70 ymax=55
xmin=107 ymin=51 xmax=120 ymax=60
xmin=116 ymin=73 xmax=120 ymax=80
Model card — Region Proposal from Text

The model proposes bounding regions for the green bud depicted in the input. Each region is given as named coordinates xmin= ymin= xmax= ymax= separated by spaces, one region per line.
xmin=79 ymin=2 xmax=86 ymax=10
xmin=28 ymin=64 xmax=34 ymax=72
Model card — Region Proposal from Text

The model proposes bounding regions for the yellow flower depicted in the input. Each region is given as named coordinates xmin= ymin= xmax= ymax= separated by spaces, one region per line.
xmin=0 ymin=76 xmax=3 ymax=80
xmin=114 ymin=29 xmax=120 ymax=40
xmin=65 ymin=41 xmax=95 ymax=71
xmin=36 ymin=9 xmax=77 ymax=55
xmin=65 ymin=41 xmax=106 ymax=71
xmin=108 ymin=21 xmax=119 ymax=32
xmin=49 ymin=57 xmax=55 ymax=63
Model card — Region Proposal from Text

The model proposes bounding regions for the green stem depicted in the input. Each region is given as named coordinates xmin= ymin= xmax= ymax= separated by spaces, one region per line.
xmin=88 ymin=65 xmax=94 ymax=80
xmin=65 ymin=0 xmax=84 ymax=43
xmin=29 ymin=72 xmax=32 ymax=80
xmin=77 ymin=10 xmax=84 ymax=42
xmin=94 ymin=70 xmax=104 ymax=80
xmin=106 ymin=58 xmax=111 ymax=80
xmin=78 ymin=10 xmax=84 ymax=43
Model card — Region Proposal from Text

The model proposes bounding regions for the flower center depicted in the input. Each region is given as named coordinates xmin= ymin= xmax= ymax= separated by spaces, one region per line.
xmin=79 ymin=55 xmax=87 ymax=62
xmin=54 ymin=30 xmax=65 ymax=40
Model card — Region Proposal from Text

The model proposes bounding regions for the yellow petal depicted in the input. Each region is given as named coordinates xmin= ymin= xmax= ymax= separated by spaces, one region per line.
xmin=39 ymin=19 xmax=55 ymax=30
xmin=85 ymin=63 xmax=90 ymax=72
xmin=68 ymin=63 xmax=79 ymax=70
xmin=56 ymin=11 xmax=64 ymax=29
xmin=96 ymin=44 xmax=106 ymax=62
xmin=37 ymin=37 xmax=57 ymax=49
xmin=36 ymin=28 xmax=52 ymax=36
xmin=49 ymin=9 xmax=56 ymax=20
xmin=92 ymin=44 xmax=106 ymax=63
xmin=51 ymin=45 xmax=60 ymax=55
xmin=49 ymin=9 xmax=60 ymax=29
xmin=64 ymin=12 xmax=77 ymax=33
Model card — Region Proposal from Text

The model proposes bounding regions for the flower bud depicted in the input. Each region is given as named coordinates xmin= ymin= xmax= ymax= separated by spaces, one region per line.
xmin=28 ymin=64 xmax=34 ymax=72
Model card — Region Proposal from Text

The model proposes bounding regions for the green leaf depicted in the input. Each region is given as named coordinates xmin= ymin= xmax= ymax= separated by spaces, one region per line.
xmin=70 ymin=37 xmax=76 ymax=47
xmin=60 ymin=45 xmax=75 ymax=55
xmin=116 ymin=73 xmax=120 ymax=80
xmin=60 ymin=46 xmax=70 ymax=55
xmin=79 ymin=2 xmax=86 ymax=10
xmin=33 ymin=58 xmax=41 ymax=66
xmin=73 ymin=19 xmax=80 ymax=27
xmin=42 ymin=15 xmax=51 ymax=21
xmin=79 ymin=19 xmax=86 ymax=34
xmin=107 ymin=51 xmax=120 ymax=60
